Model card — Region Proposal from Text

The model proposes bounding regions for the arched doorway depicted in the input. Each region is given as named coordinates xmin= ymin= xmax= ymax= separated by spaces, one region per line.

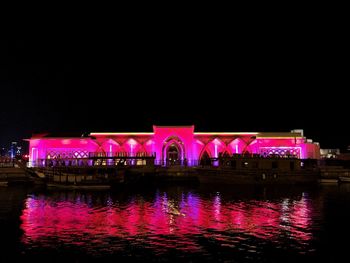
xmin=162 ymin=136 xmax=185 ymax=166
xmin=200 ymin=151 xmax=211 ymax=166
xmin=167 ymin=144 xmax=180 ymax=165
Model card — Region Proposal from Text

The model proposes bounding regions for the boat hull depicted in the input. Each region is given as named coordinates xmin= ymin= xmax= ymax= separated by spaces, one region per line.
xmin=339 ymin=177 xmax=350 ymax=183
xmin=46 ymin=183 xmax=110 ymax=190
xmin=318 ymin=179 xmax=338 ymax=184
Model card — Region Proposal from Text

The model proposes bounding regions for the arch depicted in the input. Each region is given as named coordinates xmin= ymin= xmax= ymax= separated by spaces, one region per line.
xmin=167 ymin=144 xmax=180 ymax=165
xmin=198 ymin=143 xmax=210 ymax=161
xmin=205 ymin=138 xmax=226 ymax=158
xmin=100 ymin=139 xmax=122 ymax=156
xmin=241 ymin=137 xmax=257 ymax=155
xmin=135 ymin=144 xmax=148 ymax=156
xmin=162 ymin=135 xmax=185 ymax=165
xmin=200 ymin=150 xmax=211 ymax=166
xmin=123 ymin=138 xmax=144 ymax=156
xmin=144 ymin=139 xmax=155 ymax=156
xmin=199 ymin=149 xmax=212 ymax=159
xmin=227 ymin=138 xmax=246 ymax=154
xmin=221 ymin=151 xmax=230 ymax=157
xmin=95 ymin=146 xmax=106 ymax=157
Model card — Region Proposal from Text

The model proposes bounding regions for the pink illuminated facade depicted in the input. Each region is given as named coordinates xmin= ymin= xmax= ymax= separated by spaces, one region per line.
xmin=27 ymin=126 xmax=320 ymax=167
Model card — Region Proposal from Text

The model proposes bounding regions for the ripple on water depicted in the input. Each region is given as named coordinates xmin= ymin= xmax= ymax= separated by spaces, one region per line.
xmin=19 ymin=188 xmax=320 ymax=260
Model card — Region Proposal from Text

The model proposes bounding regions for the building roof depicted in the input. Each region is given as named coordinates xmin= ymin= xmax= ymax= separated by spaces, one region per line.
xmin=28 ymin=132 xmax=89 ymax=139
xmin=28 ymin=130 xmax=304 ymax=139
xmin=256 ymin=132 xmax=303 ymax=138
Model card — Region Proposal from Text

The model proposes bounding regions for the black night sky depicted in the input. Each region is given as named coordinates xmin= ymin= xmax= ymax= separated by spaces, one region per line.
xmin=0 ymin=20 xmax=348 ymax=152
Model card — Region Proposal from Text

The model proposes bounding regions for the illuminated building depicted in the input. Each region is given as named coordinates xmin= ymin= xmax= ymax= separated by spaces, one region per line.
xmin=320 ymin=148 xmax=340 ymax=159
xmin=27 ymin=126 xmax=320 ymax=167
xmin=8 ymin=141 xmax=23 ymax=158
xmin=10 ymin=142 xmax=18 ymax=158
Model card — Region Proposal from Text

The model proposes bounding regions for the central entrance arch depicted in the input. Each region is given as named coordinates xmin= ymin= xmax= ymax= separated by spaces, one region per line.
xmin=162 ymin=136 xmax=185 ymax=166
xmin=167 ymin=144 xmax=180 ymax=165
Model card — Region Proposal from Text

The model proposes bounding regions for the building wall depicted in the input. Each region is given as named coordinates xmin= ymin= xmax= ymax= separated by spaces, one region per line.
xmin=303 ymin=143 xmax=321 ymax=159
xmin=153 ymin=126 xmax=195 ymax=165
xmin=28 ymin=138 xmax=99 ymax=166
xmin=28 ymin=126 xmax=321 ymax=166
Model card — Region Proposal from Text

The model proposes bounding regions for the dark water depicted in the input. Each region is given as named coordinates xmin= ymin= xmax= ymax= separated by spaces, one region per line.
xmin=1 ymin=184 xmax=350 ymax=262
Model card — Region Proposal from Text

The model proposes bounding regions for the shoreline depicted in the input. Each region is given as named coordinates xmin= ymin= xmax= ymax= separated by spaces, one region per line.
xmin=1 ymin=165 xmax=324 ymax=188
xmin=3 ymin=160 xmax=350 ymax=188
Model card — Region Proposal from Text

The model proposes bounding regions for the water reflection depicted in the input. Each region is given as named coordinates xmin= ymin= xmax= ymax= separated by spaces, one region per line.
xmin=20 ymin=188 xmax=315 ymax=258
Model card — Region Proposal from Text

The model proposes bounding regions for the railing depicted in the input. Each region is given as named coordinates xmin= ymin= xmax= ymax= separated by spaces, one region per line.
xmin=29 ymin=156 xmax=156 ymax=168
xmin=154 ymin=160 xmax=200 ymax=167
xmin=28 ymin=154 xmax=304 ymax=169
xmin=88 ymin=152 xmax=156 ymax=158
xmin=36 ymin=166 xmax=116 ymax=185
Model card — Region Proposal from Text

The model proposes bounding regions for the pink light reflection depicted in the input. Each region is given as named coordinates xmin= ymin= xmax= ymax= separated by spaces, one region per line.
xmin=20 ymin=193 xmax=313 ymax=248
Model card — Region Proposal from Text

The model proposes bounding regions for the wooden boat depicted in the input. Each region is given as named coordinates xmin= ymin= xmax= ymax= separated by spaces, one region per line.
xmin=338 ymin=176 xmax=350 ymax=183
xmin=318 ymin=178 xmax=338 ymax=184
xmin=32 ymin=169 xmax=116 ymax=189
xmin=46 ymin=183 xmax=110 ymax=190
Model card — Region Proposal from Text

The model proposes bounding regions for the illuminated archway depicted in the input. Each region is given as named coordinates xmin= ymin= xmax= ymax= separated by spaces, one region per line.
xmin=162 ymin=136 xmax=185 ymax=165
xmin=167 ymin=144 xmax=180 ymax=165
xmin=199 ymin=150 xmax=211 ymax=166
